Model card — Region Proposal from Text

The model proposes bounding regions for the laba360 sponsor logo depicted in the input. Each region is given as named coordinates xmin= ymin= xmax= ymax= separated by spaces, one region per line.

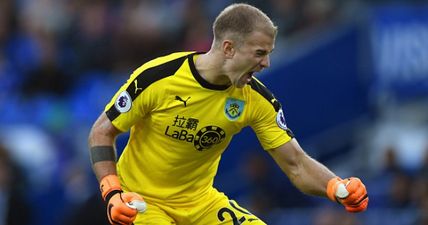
xmin=164 ymin=115 xmax=226 ymax=151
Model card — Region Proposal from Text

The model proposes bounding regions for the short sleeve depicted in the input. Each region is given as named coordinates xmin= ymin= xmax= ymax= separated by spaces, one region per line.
xmin=104 ymin=68 xmax=157 ymax=132
xmin=247 ymin=80 xmax=294 ymax=150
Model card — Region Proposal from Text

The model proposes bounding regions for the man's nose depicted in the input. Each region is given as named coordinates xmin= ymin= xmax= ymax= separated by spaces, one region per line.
xmin=260 ymin=55 xmax=270 ymax=68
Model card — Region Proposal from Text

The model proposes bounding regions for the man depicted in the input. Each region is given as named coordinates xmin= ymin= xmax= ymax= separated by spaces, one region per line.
xmin=88 ymin=3 xmax=368 ymax=225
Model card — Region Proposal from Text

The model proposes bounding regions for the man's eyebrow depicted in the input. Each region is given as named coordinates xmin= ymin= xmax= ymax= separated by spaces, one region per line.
xmin=256 ymin=49 xmax=274 ymax=54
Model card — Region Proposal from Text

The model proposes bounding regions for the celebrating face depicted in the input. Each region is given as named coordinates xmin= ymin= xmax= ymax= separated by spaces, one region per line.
xmin=226 ymin=31 xmax=275 ymax=88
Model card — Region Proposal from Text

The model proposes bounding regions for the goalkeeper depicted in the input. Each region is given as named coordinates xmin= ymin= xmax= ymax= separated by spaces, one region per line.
xmin=88 ymin=3 xmax=368 ymax=225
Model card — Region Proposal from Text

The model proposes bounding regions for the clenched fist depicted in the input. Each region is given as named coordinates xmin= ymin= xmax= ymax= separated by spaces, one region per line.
xmin=106 ymin=191 xmax=144 ymax=225
xmin=100 ymin=175 xmax=146 ymax=225
xmin=327 ymin=177 xmax=369 ymax=212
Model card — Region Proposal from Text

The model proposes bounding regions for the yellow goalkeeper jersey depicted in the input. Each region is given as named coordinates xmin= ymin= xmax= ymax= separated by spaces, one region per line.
xmin=104 ymin=51 xmax=294 ymax=204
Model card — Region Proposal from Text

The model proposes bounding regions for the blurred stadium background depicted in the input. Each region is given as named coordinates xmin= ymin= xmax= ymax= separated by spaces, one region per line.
xmin=1 ymin=0 xmax=428 ymax=225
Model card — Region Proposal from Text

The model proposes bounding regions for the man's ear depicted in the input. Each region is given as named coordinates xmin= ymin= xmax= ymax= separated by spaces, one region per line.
xmin=222 ymin=40 xmax=235 ymax=58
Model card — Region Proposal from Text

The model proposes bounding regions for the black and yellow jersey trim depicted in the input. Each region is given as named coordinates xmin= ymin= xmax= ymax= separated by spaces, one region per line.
xmin=106 ymin=54 xmax=191 ymax=121
xmin=249 ymin=78 xmax=281 ymax=112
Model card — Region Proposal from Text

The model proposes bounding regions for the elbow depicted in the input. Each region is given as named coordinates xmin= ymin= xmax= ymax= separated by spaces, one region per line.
xmin=271 ymin=146 xmax=304 ymax=180
xmin=88 ymin=122 xmax=102 ymax=148
xmin=88 ymin=125 xmax=98 ymax=147
xmin=284 ymin=154 xmax=303 ymax=182
xmin=88 ymin=113 xmax=120 ymax=147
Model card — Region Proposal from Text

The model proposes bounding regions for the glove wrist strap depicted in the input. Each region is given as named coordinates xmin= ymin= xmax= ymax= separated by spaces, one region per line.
xmin=326 ymin=177 xmax=342 ymax=203
xmin=100 ymin=174 xmax=122 ymax=201
xmin=105 ymin=190 xmax=122 ymax=203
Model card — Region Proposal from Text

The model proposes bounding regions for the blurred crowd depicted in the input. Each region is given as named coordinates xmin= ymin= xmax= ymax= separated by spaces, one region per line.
xmin=0 ymin=0 xmax=427 ymax=225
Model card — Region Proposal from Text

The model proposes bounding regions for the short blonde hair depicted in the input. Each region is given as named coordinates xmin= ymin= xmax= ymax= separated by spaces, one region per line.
xmin=212 ymin=3 xmax=277 ymax=48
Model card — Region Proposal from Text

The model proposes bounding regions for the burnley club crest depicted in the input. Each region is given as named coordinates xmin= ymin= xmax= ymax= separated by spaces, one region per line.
xmin=224 ymin=98 xmax=245 ymax=121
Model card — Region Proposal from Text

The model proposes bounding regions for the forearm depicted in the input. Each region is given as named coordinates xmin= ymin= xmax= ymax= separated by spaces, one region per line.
xmin=89 ymin=113 xmax=121 ymax=181
xmin=269 ymin=139 xmax=336 ymax=197
xmin=288 ymin=152 xmax=336 ymax=196
xmin=270 ymin=139 xmax=369 ymax=212
xmin=91 ymin=154 xmax=118 ymax=181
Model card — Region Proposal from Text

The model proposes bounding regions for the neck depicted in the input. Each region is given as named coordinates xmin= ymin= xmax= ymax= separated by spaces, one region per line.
xmin=195 ymin=51 xmax=231 ymax=86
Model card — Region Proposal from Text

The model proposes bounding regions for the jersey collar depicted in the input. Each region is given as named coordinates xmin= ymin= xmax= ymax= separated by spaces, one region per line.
xmin=188 ymin=53 xmax=231 ymax=91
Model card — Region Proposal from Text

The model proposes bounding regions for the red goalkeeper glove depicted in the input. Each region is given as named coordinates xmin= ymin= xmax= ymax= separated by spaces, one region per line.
xmin=100 ymin=175 xmax=146 ymax=225
xmin=327 ymin=177 xmax=369 ymax=213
